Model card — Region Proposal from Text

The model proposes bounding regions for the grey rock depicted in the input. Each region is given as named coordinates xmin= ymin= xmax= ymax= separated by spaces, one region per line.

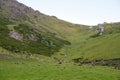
xmin=9 ymin=30 xmax=23 ymax=41
xmin=97 ymin=24 xmax=104 ymax=35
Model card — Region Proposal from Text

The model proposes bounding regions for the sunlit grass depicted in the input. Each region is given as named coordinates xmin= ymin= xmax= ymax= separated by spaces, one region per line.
xmin=0 ymin=57 xmax=120 ymax=80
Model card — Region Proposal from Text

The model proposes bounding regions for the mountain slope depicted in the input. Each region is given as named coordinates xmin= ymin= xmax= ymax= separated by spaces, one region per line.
xmin=53 ymin=22 xmax=120 ymax=68
xmin=0 ymin=0 xmax=120 ymax=64
xmin=0 ymin=0 xmax=120 ymax=80
xmin=0 ymin=0 xmax=72 ymax=56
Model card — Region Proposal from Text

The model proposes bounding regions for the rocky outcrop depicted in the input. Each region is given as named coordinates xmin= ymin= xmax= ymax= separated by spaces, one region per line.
xmin=97 ymin=24 xmax=104 ymax=35
xmin=9 ymin=30 xmax=23 ymax=41
xmin=0 ymin=0 xmax=37 ymax=19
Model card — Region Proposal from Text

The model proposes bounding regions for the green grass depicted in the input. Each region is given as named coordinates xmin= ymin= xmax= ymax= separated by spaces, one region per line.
xmin=0 ymin=16 xmax=120 ymax=80
xmin=0 ymin=57 xmax=120 ymax=80
xmin=0 ymin=1 xmax=120 ymax=79
xmin=0 ymin=22 xmax=119 ymax=80
xmin=54 ymin=22 xmax=120 ymax=62
xmin=0 ymin=18 xmax=70 ymax=56
xmin=82 ymin=33 xmax=120 ymax=60
xmin=7 ymin=24 xmax=17 ymax=31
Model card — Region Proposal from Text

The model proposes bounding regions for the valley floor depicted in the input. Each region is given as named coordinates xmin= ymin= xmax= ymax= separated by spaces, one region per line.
xmin=0 ymin=54 xmax=120 ymax=80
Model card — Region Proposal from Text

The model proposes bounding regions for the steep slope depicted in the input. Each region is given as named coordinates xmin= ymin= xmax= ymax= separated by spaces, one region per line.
xmin=0 ymin=0 xmax=119 ymax=64
xmin=79 ymin=22 xmax=120 ymax=60
xmin=53 ymin=22 xmax=120 ymax=68
xmin=0 ymin=0 xmax=86 ymax=39
xmin=0 ymin=0 xmax=72 ymax=56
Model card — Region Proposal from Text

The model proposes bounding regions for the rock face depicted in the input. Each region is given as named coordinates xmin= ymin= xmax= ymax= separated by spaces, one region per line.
xmin=97 ymin=24 xmax=104 ymax=35
xmin=0 ymin=0 xmax=34 ymax=14
xmin=0 ymin=0 xmax=40 ymax=22
xmin=9 ymin=31 xmax=23 ymax=41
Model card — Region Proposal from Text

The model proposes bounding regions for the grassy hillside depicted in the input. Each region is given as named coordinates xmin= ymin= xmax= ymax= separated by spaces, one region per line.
xmin=53 ymin=22 xmax=120 ymax=66
xmin=0 ymin=0 xmax=120 ymax=80
xmin=0 ymin=18 xmax=71 ymax=56
xmin=0 ymin=0 xmax=72 ymax=56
